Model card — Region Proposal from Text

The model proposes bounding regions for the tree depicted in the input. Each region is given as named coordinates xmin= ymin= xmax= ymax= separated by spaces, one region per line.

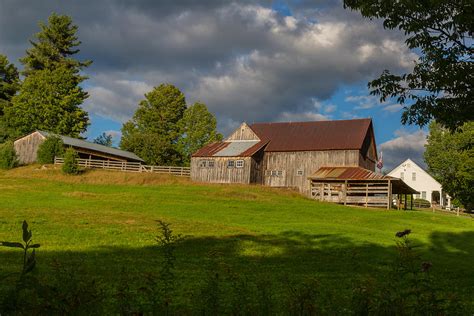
xmin=178 ymin=102 xmax=222 ymax=164
xmin=344 ymin=0 xmax=473 ymax=130
xmin=93 ymin=132 xmax=113 ymax=147
xmin=20 ymin=13 xmax=91 ymax=75
xmin=37 ymin=135 xmax=64 ymax=164
xmin=0 ymin=55 xmax=20 ymax=142
xmin=424 ymin=121 xmax=473 ymax=210
xmin=0 ymin=141 xmax=17 ymax=169
xmin=4 ymin=65 xmax=89 ymax=137
xmin=4 ymin=13 xmax=90 ymax=138
xmin=120 ymin=84 xmax=187 ymax=165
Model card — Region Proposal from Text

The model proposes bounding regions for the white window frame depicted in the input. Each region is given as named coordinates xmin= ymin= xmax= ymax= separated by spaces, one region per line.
xmin=421 ymin=191 xmax=426 ymax=199
xmin=227 ymin=160 xmax=235 ymax=168
xmin=199 ymin=160 xmax=207 ymax=168
xmin=235 ymin=160 xmax=244 ymax=168
xmin=412 ymin=172 xmax=416 ymax=181
xmin=208 ymin=160 xmax=215 ymax=168
xmin=296 ymin=169 xmax=304 ymax=176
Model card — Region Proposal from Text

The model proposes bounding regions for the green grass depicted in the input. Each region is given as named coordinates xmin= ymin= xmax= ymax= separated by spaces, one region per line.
xmin=1 ymin=166 xmax=473 ymax=311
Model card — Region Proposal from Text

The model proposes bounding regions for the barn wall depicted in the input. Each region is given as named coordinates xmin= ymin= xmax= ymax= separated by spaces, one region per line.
xmin=263 ymin=150 xmax=361 ymax=194
xmin=191 ymin=157 xmax=252 ymax=184
xmin=13 ymin=131 xmax=46 ymax=164
xmin=226 ymin=123 xmax=260 ymax=141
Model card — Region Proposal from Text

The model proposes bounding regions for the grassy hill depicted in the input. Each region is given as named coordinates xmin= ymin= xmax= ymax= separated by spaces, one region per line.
xmin=1 ymin=166 xmax=473 ymax=313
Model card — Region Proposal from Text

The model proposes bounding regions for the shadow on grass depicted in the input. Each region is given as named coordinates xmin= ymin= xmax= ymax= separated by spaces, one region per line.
xmin=1 ymin=230 xmax=473 ymax=311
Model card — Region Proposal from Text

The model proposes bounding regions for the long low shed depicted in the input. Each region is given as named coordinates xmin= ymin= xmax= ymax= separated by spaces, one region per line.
xmin=308 ymin=166 xmax=418 ymax=209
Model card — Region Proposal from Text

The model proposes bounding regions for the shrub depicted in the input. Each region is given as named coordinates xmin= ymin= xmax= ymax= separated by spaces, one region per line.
xmin=0 ymin=141 xmax=18 ymax=169
xmin=414 ymin=198 xmax=431 ymax=208
xmin=62 ymin=148 xmax=80 ymax=174
xmin=37 ymin=136 xmax=64 ymax=164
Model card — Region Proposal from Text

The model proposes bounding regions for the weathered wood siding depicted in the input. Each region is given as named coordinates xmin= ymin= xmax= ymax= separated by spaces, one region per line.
xmin=226 ymin=122 xmax=260 ymax=141
xmin=263 ymin=150 xmax=361 ymax=194
xmin=13 ymin=131 xmax=46 ymax=164
xmin=191 ymin=157 xmax=252 ymax=183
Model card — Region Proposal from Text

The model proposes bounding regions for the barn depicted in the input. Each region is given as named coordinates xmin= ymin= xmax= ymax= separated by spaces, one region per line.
xmin=14 ymin=130 xmax=144 ymax=165
xmin=191 ymin=118 xmax=417 ymax=208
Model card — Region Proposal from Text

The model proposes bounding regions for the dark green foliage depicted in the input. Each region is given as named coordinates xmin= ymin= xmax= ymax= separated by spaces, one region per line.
xmin=4 ymin=13 xmax=90 ymax=138
xmin=425 ymin=121 xmax=474 ymax=210
xmin=413 ymin=198 xmax=431 ymax=208
xmin=62 ymin=147 xmax=79 ymax=174
xmin=37 ymin=135 xmax=64 ymax=164
xmin=0 ymin=55 xmax=20 ymax=142
xmin=93 ymin=132 xmax=113 ymax=147
xmin=0 ymin=141 xmax=17 ymax=169
xmin=178 ymin=102 xmax=223 ymax=165
xmin=343 ymin=0 xmax=473 ymax=130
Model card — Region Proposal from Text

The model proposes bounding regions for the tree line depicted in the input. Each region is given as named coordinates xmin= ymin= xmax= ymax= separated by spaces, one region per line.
xmin=0 ymin=13 xmax=221 ymax=166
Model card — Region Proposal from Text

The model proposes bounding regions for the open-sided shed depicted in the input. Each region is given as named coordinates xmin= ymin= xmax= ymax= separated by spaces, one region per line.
xmin=308 ymin=166 xmax=418 ymax=209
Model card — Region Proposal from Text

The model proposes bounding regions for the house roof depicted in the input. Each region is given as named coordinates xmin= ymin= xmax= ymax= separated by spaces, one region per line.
xmin=193 ymin=118 xmax=373 ymax=157
xmin=309 ymin=166 xmax=418 ymax=194
xmin=37 ymin=131 xmax=144 ymax=162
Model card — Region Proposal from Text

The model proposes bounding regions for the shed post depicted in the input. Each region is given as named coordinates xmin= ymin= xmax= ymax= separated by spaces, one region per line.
xmin=344 ymin=180 xmax=348 ymax=206
xmin=404 ymin=194 xmax=407 ymax=210
xmin=365 ymin=183 xmax=368 ymax=207
xmin=387 ymin=179 xmax=391 ymax=210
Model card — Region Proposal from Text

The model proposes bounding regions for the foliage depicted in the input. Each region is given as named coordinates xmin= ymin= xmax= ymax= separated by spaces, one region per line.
xmin=413 ymin=198 xmax=431 ymax=208
xmin=178 ymin=102 xmax=222 ymax=165
xmin=20 ymin=13 xmax=91 ymax=76
xmin=93 ymin=132 xmax=113 ymax=147
xmin=3 ymin=13 xmax=90 ymax=138
xmin=5 ymin=64 xmax=89 ymax=138
xmin=0 ymin=55 xmax=20 ymax=142
xmin=37 ymin=135 xmax=64 ymax=164
xmin=62 ymin=147 xmax=80 ymax=174
xmin=343 ymin=0 xmax=474 ymax=130
xmin=424 ymin=121 xmax=473 ymax=210
xmin=120 ymin=84 xmax=187 ymax=165
xmin=0 ymin=141 xmax=17 ymax=169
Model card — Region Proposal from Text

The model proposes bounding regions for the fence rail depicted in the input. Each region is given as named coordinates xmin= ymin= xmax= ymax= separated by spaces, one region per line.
xmin=54 ymin=157 xmax=190 ymax=177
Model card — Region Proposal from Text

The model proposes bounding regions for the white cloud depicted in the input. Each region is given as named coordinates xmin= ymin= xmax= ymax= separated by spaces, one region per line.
xmin=383 ymin=103 xmax=404 ymax=113
xmin=380 ymin=129 xmax=427 ymax=171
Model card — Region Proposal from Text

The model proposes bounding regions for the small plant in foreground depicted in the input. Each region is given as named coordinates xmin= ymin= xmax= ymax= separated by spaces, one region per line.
xmin=62 ymin=147 xmax=80 ymax=174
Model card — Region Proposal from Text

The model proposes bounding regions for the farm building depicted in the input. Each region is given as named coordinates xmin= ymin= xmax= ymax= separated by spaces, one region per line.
xmin=388 ymin=158 xmax=451 ymax=208
xmin=14 ymin=130 xmax=144 ymax=165
xmin=191 ymin=118 xmax=417 ymax=208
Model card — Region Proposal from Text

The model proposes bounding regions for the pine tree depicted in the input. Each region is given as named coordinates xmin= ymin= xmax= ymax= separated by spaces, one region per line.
xmin=0 ymin=55 xmax=20 ymax=142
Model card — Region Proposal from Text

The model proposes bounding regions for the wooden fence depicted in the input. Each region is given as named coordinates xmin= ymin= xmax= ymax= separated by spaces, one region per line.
xmin=54 ymin=157 xmax=190 ymax=177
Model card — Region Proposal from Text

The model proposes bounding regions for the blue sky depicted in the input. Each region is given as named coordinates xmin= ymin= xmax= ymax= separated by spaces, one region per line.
xmin=0 ymin=0 xmax=428 ymax=170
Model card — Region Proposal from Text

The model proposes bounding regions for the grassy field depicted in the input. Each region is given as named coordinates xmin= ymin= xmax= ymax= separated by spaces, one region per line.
xmin=1 ymin=165 xmax=473 ymax=312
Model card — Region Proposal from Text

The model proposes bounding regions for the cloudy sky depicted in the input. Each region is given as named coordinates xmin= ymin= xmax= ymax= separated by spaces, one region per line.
xmin=0 ymin=0 xmax=428 ymax=170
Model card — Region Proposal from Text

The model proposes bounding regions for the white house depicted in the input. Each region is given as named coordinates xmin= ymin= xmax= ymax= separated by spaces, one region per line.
xmin=388 ymin=158 xmax=451 ymax=208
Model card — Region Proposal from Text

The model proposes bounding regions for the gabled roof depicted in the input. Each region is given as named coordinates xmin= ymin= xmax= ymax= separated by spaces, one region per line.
xmin=388 ymin=158 xmax=442 ymax=187
xmin=193 ymin=118 xmax=374 ymax=157
xmin=37 ymin=131 xmax=144 ymax=162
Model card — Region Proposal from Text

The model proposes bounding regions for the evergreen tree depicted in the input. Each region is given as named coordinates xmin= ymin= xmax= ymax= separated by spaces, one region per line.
xmin=5 ymin=13 xmax=90 ymax=138
xmin=178 ymin=102 xmax=222 ymax=165
xmin=0 ymin=55 xmax=20 ymax=142
xmin=120 ymin=84 xmax=186 ymax=165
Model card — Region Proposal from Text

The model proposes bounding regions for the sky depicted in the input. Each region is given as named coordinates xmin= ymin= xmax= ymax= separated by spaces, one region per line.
xmin=0 ymin=0 xmax=429 ymax=170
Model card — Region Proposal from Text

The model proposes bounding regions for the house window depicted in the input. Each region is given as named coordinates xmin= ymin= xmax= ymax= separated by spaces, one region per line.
xmin=412 ymin=172 xmax=416 ymax=181
xmin=227 ymin=160 xmax=235 ymax=168
xmin=235 ymin=160 xmax=244 ymax=168
xmin=208 ymin=160 xmax=215 ymax=168
xmin=421 ymin=191 xmax=426 ymax=199
xmin=400 ymin=172 xmax=404 ymax=180
xmin=199 ymin=160 xmax=207 ymax=168
xmin=296 ymin=170 xmax=304 ymax=176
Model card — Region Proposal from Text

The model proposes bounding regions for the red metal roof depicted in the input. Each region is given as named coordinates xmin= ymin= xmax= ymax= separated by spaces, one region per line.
xmin=192 ymin=142 xmax=230 ymax=157
xmin=309 ymin=166 xmax=391 ymax=180
xmin=250 ymin=118 xmax=372 ymax=152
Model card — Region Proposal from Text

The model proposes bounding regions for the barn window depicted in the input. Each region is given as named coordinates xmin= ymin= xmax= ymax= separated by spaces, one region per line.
xmin=296 ymin=169 xmax=304 ymax=176
xmin=235 ymin=160 xmax=244 ymax=168
xmin=227 ymin=160 xmax=235 ymax=168
xmin=276 ymin=170 xmax=283 ymax=177
xmin=208 ymin=160 xmax=215 ymax=168
xmin=199 ymin=160 xmax=207 ymax=168
xmin=412 ymin=172 xmax=416 ymax=181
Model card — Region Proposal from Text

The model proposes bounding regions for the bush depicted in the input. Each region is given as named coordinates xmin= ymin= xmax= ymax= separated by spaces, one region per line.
xmin=62 ymin=148 xmax=80 ymax=174
xmin=414 ymin=198 xmax=431 ymax=208
xmin=0 ymin=141 xmax=18 ymax=169
xmin=37 ymin=136 xmax=64 ymax=164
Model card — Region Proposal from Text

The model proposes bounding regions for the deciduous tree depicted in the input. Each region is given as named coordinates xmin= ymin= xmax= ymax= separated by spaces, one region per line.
xmin=424 ymin=121 xmax=473 ymax=210
xmin=344 ymin=0 xmax=473 ymax=130
xmin=178 ymin=102 xmax=222 ymax=165
xmin=93 ymin=132 xmax=113 ymax=147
